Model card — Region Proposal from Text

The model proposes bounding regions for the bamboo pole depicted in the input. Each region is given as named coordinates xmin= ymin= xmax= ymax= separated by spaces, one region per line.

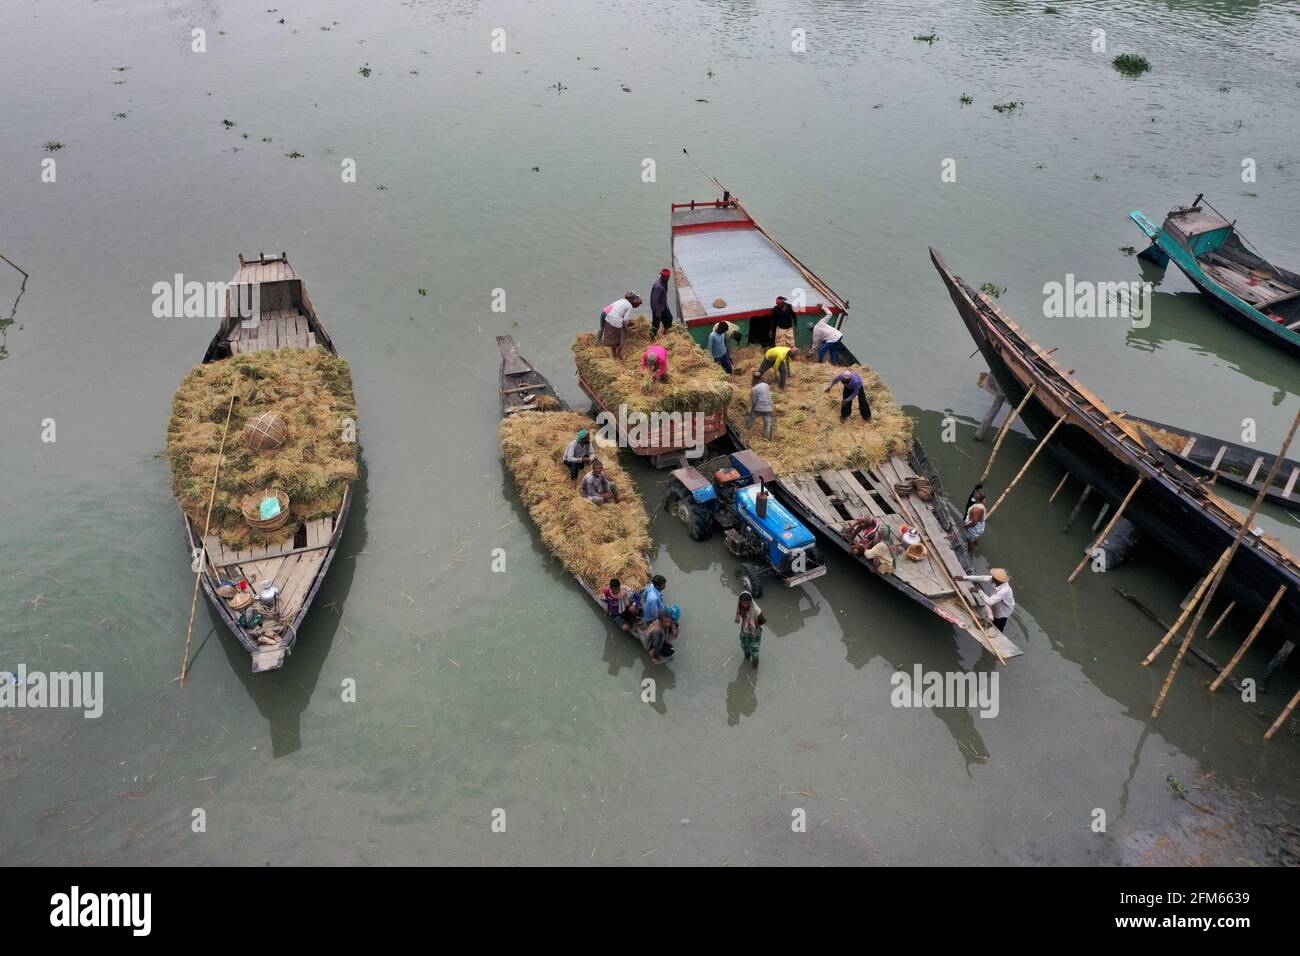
xmin=1063 ymin=483 xmax=1092 ymax=531
xmin=1067 ymin=477 xmax=1144 ymax=583
xmin=986 ymin=414 xmax=1067 ymax=519
xmin=1264 ymin=685 xmax=1300 ymax=741
xmin=1151 ymin=409 xmax=1300 ymax=718
xmin=1209 ymin=585 xmax=1286 ymax=692
xmin=179 ymin=394 xmax=237 ymax=687
xmin=1204 ymin=600 xmax=1235 ymax=640
xmin=1048 ymin=471 xmax=1070 ymax=503
xmin=1140 ymin=554 xmax=1228 ymax=666
xmin=978 ymin=385 xmax=1037 ymax=482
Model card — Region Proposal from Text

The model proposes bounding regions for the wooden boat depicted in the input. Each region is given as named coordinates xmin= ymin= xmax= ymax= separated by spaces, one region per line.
xmin=1131 ymin=197 xmax=1300 ymax=358
xmin=185 ymin=253 xmax=354 ymax=673
xmin=498 ymin=335 xmax=675 ymax=655
xmin=670 ymin=189 xmax=1021 ymax=661
xmin=931 ymin=246 xmax=1300 ymax=644
xmin=1125 ymin=415 xmax=1300 ymax=514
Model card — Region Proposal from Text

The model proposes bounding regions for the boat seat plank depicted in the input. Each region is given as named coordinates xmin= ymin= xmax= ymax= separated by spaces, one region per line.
xmin=305 ymin=517 xmax=331 ymax=549
xmin=784 ymin=478 xmax=843 ymax=528
xmin=819 ymin=470 xmax=874 ymax=520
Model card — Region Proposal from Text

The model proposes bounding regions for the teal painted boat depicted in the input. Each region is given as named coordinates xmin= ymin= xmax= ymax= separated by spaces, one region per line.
xmin=1130 ymin=197 xmax=1300 ymax=359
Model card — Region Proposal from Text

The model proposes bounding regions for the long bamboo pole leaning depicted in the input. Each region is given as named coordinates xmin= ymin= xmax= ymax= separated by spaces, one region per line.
xmin=1067 ymin=477 xmax=1144 ymax=583
xmin=1209 ymin=584 xmax=1286 ymax=692
xmin=1140 ymin=553 xmax=1228 ymax=666
xmin=1264 ymin=684 xmax=1300 ymax=741
xmin=978 ymin=385 xmax=1037 ymax=483
xmin=179 ymin=393 xmax=238 ymax=687
xmin=985 ymin=413 xmax=1067 ymax=520
xmin=1048 ymin=471 xmax=1070 ymax=503
xmin=1203 ymin=600 xmax=1236 ymax=640
xmin=1151 ymin=408 xmax=1300 ymax=718
xmin=0 ymin=251 xmax=29 ymax=278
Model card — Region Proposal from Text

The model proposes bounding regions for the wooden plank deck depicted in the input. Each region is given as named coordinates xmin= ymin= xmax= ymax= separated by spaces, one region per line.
xmin=224 ymin=311 xmax=315 ymax=354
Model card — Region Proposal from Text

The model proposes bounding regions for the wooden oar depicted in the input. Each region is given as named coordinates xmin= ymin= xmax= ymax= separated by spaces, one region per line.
xmin=179 ymin=393 xmax=238 ymax=687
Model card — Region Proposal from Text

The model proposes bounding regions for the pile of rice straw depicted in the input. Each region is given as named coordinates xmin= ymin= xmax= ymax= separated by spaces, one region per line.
xmin=726 ymin=346 xmax=914 ymax=474
xmin=499 ymin=409 xmax=651 ymax=591
xmin=572 ymin=318 xmax=733 ymax=414
xmin=166 ymin=347 xmax=358 ymax=549
xmin=1131 ymin=420 xmax=1185 ymax=453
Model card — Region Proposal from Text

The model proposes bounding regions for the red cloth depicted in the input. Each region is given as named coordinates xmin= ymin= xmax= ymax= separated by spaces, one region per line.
xmin=642 ymin=344 xmax=669 ymax=379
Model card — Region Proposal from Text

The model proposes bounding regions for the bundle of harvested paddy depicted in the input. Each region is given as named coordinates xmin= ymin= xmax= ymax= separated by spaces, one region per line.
xmin=499 ymin=409 xmax=651 ymax=592
xmin=166 ymin=347 xmax=358 ymax=549
xmin=572 ymin=319 xmax=733 ymax=415
xmin=726 ymin=346 xmax=914 ymax=475
xmin=1131 ymin=420 xmax=1185 ymax=453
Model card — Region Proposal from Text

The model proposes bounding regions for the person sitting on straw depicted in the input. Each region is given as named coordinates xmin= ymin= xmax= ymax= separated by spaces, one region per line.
xmin=824 ymin=369 xmax=872 ymax=422
xmin=755 ymin=344 xmax=795 ymax=390
xmin=599 ymin=291 xmax=641 ymax=360
xmin=563 ymin=428 xmax=595 ymax=481
xmin=579 ymin=459 xmax=620 ymax=505
xmin=747 ymin=374 xmax=774 ymax=439
xmin=641 ymin=343 xmax=669 ymax=383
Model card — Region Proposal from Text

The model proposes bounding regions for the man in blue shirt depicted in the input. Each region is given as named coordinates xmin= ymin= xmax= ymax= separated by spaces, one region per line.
xmin=641 ymin=574 xmax=668 ymax=624
xmin=707 ymin=322 xmax=734 ymax=374
xmin=824 ymin=370 xmax=872 ymax=422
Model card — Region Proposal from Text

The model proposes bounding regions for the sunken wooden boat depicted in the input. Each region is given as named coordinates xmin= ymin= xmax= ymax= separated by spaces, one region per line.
xmin=931 ymin=246 xmax=1300 ymax=644
xmin=1126 ymin=415 xmax=1300 ymax=514
xmin=1131 ymin=197 xmax=1300 ymax=358
xmin=669 ymin=189 xmax=1021 ymax=661
xmin=182 ymin=253 xmax=354 ymax=673
xmin=498 ymin=336 xmax=673 ymax=654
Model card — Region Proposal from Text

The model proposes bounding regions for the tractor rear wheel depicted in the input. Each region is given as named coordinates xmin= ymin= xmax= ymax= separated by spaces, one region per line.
xmin=665 ymin=480 xmax=713 ymax=542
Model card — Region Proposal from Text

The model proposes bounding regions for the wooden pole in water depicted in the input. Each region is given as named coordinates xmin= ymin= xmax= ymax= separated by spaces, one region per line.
xmin=978 ymin=385 xmax=1036 ymax=482
xmin=1067 ymin=477 xmax=1144 ymax=583
xmin=1140 ymin=555 xmax=1227 ymax=666
xmin=0 ymin=252 xmax=28 ymax=278
xmin=179 ymin=393 xmax=237 ymax=687
xmin=1063 ymin=483 xmax=1092 ymax=531
xmin=1209 ymin=585 xmax=1286 ymax=693
xmin=986 ymin=414 xmax=1066 ymax=519
xmin=1264 ymin=685 xmax=1300 ymax=741
xmin=1151 ymin=409 xmax=1300 ymax=718
xmin=1204 ymin=600 xmax=1236 ymax=640
xmin=1048 ymin=471 xmax=1070 ymax=503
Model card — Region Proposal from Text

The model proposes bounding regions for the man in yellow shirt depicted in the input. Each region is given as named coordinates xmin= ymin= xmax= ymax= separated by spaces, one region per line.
xmin=755 ymin=344 xmax=795 ymax=390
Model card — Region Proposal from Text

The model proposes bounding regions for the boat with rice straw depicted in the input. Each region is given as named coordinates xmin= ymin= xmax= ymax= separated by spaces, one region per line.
xmin=167 ymin=253 xmax=356 ymax=673
xmin=667 ymin=185 xmax=1021 ymax=661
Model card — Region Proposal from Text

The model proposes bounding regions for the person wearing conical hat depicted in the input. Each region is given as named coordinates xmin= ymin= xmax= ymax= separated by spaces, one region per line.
xmin=958 ymin=567 xmax=1015 ymax=632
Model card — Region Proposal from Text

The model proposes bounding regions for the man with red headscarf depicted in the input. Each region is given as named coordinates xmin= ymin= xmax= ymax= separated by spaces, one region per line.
xmin=650 ymin=268 xmax=673 ymax=338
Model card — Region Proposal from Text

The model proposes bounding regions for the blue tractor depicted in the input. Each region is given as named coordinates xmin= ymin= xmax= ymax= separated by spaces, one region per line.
xmin=664 ymin=450 xmax=827 ymax=597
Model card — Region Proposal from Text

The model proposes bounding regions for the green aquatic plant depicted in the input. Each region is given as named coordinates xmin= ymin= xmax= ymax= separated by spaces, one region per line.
xmin=1112 ymin=53 xmax=1151 ymax=77
xmin=222 ymin=118 xmax=236 ymax=128
xmin=992 ymin=101 xmax=1023 ymax=114
xmin=43 ymin=141 xmax=64 ymax=151
xmin=979 ymin=282 xmax=1004 ymax=299
xmin=286 ymin=151 xmax=304 ymax=158
xmin=913 ymin=31 xmax=939 ymax=44
xmin=418 ymin=288 xmax=428 ymax=296
xmin=1120 ymin=246 xmax=1136 ymax=256
xmin=959 ymin=93 xmax=973 ymax=105
xmin=1043 ymin=5 xmax=1059 ymax=12
xmin=358 ymin=63 xmax=372 ymax=77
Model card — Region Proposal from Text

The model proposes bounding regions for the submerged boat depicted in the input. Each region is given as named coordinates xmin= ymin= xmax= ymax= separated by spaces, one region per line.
xmin=498 ymin=335 xmax=677 ymax=657
xmin=1131 ymin=197 xmax=1300 ymax=358
xmin=931 ymin=246 xmax=1300 ymax=645
xmin=669 ymin=190 xmax=1022 ymax=662
xmin=183 ymin=253 xmax=354 ymax=673
xmin=1126 ymin=415 xmax=1300 ymax=515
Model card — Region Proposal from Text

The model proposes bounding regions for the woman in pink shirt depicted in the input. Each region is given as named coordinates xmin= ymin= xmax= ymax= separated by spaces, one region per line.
xmin=641 ymin=344 xmax=669 ymax=382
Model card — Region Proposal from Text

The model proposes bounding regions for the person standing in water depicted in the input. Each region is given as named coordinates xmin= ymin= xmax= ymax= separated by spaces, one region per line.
xmin=736 ymin=591 xmax=766 ymax=668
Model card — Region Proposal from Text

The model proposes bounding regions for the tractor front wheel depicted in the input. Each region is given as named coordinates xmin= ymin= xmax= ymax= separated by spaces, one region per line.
xmin=665 ymin=481 xmax=713 ymax=542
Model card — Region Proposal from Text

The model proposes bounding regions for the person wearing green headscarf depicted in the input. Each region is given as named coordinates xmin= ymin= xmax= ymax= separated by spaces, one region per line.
xmin=563 ymin=428 xmax=594 ymax=480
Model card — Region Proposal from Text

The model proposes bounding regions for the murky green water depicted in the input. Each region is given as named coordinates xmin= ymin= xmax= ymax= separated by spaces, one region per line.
xmin=2 ymin=0 xmax=1298 ymax=865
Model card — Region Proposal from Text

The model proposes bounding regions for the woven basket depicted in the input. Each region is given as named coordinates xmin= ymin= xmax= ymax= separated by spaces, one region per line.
xmin=227 ymin=591 xmax=253 ymax=611
xmin=913 ymin=477 xmax=934 ymax=501
xmin=241 ymin=489 xmax=291 ymax=531
xmin=244 ymin=412 xmax=289 ymax=452
xmin=894 ymin=480 xmax=915 ymax=496
xmin=905 ymin=543 xmax=928 ymax=562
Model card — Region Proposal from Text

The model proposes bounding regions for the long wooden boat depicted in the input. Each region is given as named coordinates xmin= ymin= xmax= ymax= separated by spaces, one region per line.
xmin=931 ymin=246 xmax=1300 ymax=643
xmin=1131 ymin=198 xmax=1300 ymax=358
xmin=185 ymin=253 xmax=353 ymax=673
xmin=1126 ymin=414 xmax=1300 ymax=514
xmin=499 ymin=335 xmax=672 ymax=651
xmin=574 ymin=369 xmax=728 ymax=468
xmin=670 ymin=190 xmax=1021 ymax=661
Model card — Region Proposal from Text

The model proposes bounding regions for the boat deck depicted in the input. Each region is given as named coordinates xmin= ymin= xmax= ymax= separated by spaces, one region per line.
xmin=1200 ymin=256 xmax=1299 ymax=311
xmin=226 ymin=309 xmax=317 ymax=353
xmin=781 ymin=455 xmax=1022 ymax=661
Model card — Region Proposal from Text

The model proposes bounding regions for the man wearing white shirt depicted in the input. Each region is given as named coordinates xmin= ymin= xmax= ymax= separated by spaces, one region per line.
xmin=959 ymin=567 xmax=1015 ymax=631
xmin=599 ymin=291 xmax=641 ymax=359
xmin=807 ymin=314 xmax=846 ymax=363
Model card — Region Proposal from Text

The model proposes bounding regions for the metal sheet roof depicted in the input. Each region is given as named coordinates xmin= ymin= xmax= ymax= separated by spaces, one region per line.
xmin=673 ymin=227 xmax=818 ymax=322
